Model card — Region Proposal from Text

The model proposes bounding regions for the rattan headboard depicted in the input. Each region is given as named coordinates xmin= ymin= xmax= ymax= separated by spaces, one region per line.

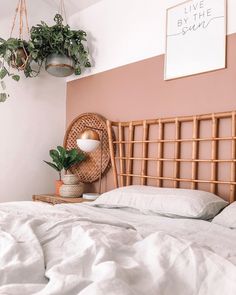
xmin=107 ymin=111 xmax=236 ymax=203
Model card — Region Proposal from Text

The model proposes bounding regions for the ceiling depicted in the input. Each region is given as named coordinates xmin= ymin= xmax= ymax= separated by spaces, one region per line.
xmin=0 ymin=0 xmax=102 ymax=19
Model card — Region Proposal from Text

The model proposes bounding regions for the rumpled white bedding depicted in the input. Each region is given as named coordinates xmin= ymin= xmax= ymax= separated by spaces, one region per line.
xmin=0 ymin=201 xmax=236 ymax=295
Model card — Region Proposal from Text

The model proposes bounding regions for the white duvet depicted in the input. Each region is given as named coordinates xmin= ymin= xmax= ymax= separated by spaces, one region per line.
xmin=0 ymin=201 xmax=236 ymax=295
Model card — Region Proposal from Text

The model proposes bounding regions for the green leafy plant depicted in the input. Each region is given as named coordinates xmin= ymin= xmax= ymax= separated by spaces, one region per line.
xmin=29 ymin=14 xmax=91 ymax=76
xmin=0 ymin=14 xmax=91 ymax=102
xmin=44 ymin=146 xmax=86 ymax=180
xmin=0 ymin=38 xmax=31 ymax=101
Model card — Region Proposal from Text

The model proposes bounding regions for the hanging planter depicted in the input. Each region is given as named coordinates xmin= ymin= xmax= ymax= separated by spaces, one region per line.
xmin=10 ymin=47 xmax=29 ymax=70
xmin=29 ymin=13 xmax=91 ymax=78
xmin=0 ymin=0 xmax=91 ymax=102
xmin=0 ymin=0 xmax=33 ymax=102
xmin=45 ymin=54 xmax=75 ymax=77
xmin=0 ymin=38 xmax=34 ymax=102
xmin=8 ymin=0 xmax=31 ymax=72
xmin=43 ymin=1 xmax=89 ymax=78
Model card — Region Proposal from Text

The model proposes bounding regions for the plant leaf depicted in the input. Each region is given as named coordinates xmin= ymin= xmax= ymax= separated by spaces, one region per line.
xmin=76 ymin=153 xmax=86 ymax=162
xmin=67 ymin=148 xmax=78 ymax=161
xmin=0 ymin=67 xmax=8 ymax=79
xmin=75 ymin=67 xmax=81 ymax=75
xmin=0 ymin=93 xmax=7 ymax=102
xmin=43 ymin=160 xmax=61 ymax=172
xmin=0 ymin=80 xmax=6 ymax=90
xmin=65 ymin=151 xmax=86 ymax=170
xmin=12 ymin=75 xmax=20 ymax=82
xmin=49 ymin=149 xmax=60 ymax=160
xmin=57 ymin=146 xmax=66 ymax=159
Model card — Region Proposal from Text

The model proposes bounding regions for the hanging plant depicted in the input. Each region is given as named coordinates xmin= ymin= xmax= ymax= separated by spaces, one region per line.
xmin=0 ymin=38 xmax=23 ymax=102
xmin=0 ymin=0 xmax=34 ymax=102
xmin=0 ymin=0 xmax=91 ymax=103
xmin=29 ymin=14 xmax=91 ymax=77
xmin=0 ymin=38 xmax=34 ymax=102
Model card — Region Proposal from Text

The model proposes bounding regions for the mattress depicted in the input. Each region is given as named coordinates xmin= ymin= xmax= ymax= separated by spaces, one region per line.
xmin=0 ymin=201 xmax=236 ymax=295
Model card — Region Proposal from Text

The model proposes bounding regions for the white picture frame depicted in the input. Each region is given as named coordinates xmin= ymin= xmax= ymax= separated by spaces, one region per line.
xmin=164 ymin=0 xmax=226 ymax=80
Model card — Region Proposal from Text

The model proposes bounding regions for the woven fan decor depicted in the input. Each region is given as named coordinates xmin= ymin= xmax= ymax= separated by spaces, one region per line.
xmin=64 ymin=113 xmax=114 ymax=183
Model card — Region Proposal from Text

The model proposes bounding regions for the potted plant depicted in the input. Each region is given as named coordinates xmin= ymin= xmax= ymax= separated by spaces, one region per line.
xmin=0 ymin=14 xmax=91 ymax=102
xmin=29 ymin=14 xmax=91 ymax=77
xmin=0 ymin=37 xmax=41 ymax=101
xmin=44 ymin=146 xmax=86 ymax=195
xmin=0 ymin=38 xmax=33 ymax=101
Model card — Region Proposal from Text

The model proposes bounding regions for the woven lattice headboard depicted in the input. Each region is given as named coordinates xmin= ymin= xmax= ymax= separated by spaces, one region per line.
xmin=106 ymin=111 xmax=236 ymax=203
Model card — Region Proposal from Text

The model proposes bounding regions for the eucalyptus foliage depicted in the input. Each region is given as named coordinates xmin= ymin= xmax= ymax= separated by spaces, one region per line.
xmin=44 ymin=146 xmax=86 ymax=180
xmin=0 ymin=14 xmax=91 ymax=102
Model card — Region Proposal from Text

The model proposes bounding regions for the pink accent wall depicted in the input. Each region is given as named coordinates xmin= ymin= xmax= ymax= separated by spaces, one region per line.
xmin=66 ymin=33 xmax=236 ymax=193
xmin=67 ymin=33 xmax=236 ymax=125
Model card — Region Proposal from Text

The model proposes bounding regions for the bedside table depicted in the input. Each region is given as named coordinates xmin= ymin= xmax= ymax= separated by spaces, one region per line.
xmin=32 ymin=194 xmax=92 ymax=205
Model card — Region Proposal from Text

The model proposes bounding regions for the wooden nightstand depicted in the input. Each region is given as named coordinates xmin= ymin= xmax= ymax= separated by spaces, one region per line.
xmin=32 ymin=194 xmax=92 ymax=205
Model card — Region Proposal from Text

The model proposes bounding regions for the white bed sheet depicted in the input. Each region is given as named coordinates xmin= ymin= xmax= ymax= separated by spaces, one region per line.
xmin=58 ymin=203 xmax=236 ymax=263
xmin=0 ymin=201 xmax=236 ymax=295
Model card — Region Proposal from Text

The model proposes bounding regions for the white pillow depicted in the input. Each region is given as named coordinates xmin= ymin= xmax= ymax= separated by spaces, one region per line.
xmin=212 ymin=202 xmax=236 ymax=228
xmin=93 ymin=185 xmax=228 ymax=219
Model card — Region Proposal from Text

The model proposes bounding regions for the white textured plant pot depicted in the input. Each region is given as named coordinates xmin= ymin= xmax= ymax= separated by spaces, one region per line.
xmin=62 ymin=174 xmax=79 ymax=185
xmin=59 ymin=183 xmax=84 ymax=198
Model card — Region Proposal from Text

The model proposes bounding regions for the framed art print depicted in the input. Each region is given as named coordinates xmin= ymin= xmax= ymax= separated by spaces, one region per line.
xmin=164 ymin=0 xmax=226 ymax=80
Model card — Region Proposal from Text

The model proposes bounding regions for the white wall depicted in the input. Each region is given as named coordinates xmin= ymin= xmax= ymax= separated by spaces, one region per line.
xmin=0 ymin=15 xmax=66 ymax=202
xmin=68 ymin=0 xmax=236 ymax=81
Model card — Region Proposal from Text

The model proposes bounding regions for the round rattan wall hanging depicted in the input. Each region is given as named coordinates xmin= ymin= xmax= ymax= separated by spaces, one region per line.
xmin=64 ymin=113 xmax=114 ymax=183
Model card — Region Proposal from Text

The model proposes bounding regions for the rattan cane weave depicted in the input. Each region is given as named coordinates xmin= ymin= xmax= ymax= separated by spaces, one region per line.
xmin=64 ymin=113 xmax=113 ymax=183
xmin=106 ymin=110 xmax=236 ymax=203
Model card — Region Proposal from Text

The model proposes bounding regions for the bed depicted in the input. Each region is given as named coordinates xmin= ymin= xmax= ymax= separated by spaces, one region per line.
xmin=1 ymin=110 xmax=236 ymax=295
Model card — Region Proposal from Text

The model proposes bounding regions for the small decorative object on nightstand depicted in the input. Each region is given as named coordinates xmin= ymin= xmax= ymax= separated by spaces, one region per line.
xmin=59 ymin=183 xmax=84 ymax=198
xmin=44 ymin=146 xmax=85 ymax=195
xmin=32 ymin=194 xmax=91 ymax=205
xmin=62 ymin=174 xmax=80 ymax=185
xmin=59 ymin=173 xmax=84 ymax=198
